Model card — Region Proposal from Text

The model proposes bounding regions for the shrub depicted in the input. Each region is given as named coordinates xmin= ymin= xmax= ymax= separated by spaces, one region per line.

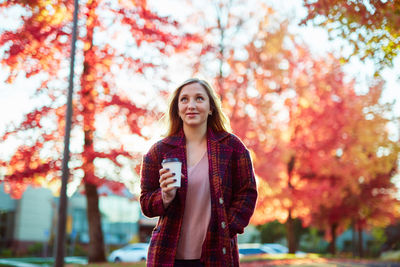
xmin=0 ymin=248 xmax=13 ymax=258
xmin=27 ymin=243 xmax=43 ymax=257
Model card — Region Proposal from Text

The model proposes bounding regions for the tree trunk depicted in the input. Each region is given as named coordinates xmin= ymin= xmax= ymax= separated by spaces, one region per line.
xmin=85 ymin=182 xmax=106 ymax=262
xmin=352 ymin=221 xmax=357 ymax=257
xmin=80 ymin=0 xmax=105 ymax=263
xmin=286 ymin=156 xmax=296 ymax=253
xmin=358 ymin=223 xmax=363 ymax=258
xmin=82 ymin=81 xmax=105 ymax=262
xmin=216 ymin=6 xmax=225 ymax=101
xmin=329 ymin=223 xmax=338 ymax=255
xmin=286 ymin=209 xmax=296 ymax=253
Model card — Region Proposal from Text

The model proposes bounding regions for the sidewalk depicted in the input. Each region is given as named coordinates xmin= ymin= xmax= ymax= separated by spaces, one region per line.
xmin=0 ymin=257 xmax=87 ymax=267
xmin=0 ymin=258 xmax=37 ymax=267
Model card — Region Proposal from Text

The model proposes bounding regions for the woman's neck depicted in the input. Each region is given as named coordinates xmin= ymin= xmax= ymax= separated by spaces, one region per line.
xmin=183 ymin=124 xmax=207 ymax=144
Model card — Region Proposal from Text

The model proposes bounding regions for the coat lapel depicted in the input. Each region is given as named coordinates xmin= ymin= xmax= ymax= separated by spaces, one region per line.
xmin=207 ymin=129 xmax=233 ymax=196
xmin=206 ymin=129 xmax=233 ymax=265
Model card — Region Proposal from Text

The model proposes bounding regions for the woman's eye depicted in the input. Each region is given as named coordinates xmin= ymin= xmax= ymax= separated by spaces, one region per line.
xmin=196 ymin=96 xmax=204 ymax=101
xmin=180 ymin=97 xmax=187 ymax=102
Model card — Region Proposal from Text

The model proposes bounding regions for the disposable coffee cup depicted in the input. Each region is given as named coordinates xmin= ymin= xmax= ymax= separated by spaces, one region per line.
xmin=161 ymin=158 xmax=182 ymax=188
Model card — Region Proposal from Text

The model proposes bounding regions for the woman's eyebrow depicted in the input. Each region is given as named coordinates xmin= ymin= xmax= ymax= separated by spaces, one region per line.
xmin=180 ymin=92 xmax=206 ymax=97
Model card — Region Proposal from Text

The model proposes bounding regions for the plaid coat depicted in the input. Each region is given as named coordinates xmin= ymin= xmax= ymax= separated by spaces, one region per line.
xmin=140 ymin=128 xmax=257 ymax=267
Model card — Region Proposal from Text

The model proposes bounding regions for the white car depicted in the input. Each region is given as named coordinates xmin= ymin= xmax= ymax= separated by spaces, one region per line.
xmin=108 ymin=243 xmax=149 ymax=263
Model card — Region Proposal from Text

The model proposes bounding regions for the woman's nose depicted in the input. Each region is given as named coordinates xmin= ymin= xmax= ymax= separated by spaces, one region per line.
xmin=187 ymin=99 xmax=196 ymax=109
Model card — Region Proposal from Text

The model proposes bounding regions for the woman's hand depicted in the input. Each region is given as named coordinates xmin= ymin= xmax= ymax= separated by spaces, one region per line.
xmin=159 ymin=167 xmax=182 ymax=208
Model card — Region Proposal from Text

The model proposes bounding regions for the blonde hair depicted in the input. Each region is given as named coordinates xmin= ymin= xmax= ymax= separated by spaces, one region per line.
xmin=166 ymin=78 xmax=231 ymax=136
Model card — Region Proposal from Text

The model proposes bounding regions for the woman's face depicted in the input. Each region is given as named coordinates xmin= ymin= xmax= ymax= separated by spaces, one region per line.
xmin=178 ymin=82 xmax=211 ymax=129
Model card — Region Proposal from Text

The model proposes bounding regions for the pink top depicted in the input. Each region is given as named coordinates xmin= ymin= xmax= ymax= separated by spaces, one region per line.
xmin=176 ymin=152 xmax=211 ymax=259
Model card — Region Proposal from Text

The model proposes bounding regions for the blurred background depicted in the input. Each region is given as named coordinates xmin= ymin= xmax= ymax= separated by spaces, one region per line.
xmin=0 ymin=0 xmax=399 ymax=265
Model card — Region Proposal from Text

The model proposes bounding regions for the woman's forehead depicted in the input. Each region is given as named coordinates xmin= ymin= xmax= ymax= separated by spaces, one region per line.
xmin=180 ymin=82 xmax=208 ymax=95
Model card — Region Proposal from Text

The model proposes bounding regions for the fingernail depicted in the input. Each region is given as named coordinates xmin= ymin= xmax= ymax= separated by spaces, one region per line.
xmin=173 ymin=179 xmax=177 ymax=182
xmin=172 ymin=172 xmax=176 ymax=176
xmin=166 ymin=168 xmax=170 ymax=171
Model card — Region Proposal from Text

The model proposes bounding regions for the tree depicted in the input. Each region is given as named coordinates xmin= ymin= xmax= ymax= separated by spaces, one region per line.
xmin=287 ymin=60 xmax=400 ymax=254
xmin=228 ymin=14 xmax=400 ymax=254
xmin=0 ymin=0 xmax=196 ymax=262
xmin=301 ymin=0 xmax=400 ymax=69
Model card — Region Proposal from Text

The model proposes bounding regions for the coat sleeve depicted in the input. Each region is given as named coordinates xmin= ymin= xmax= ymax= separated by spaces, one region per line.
xmin=228 ymin=148 xmax=258 ymax=238
xmin=140 ymin=143 xmax=166 ymax=218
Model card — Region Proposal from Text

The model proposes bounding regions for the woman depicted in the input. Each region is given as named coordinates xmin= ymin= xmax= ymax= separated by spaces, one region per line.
xmin=140 ymin=78 xmax=257 ymax=267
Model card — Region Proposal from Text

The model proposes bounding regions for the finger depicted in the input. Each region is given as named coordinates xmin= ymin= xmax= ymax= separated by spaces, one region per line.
xmin=163 ymin=185 xmax=177 ymax=193
xmin=159 ymin=167 xmax=170 ymax=176
xmin=159 ymin=171 xmax=174 ymax=183
xmin=161 ymin=177 xmax=177 ymax=189
xmin=161 ymin=177 xmax=176 ymax=188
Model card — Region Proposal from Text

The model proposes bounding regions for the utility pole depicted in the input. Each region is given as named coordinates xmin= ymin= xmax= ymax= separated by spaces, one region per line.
xmin=54 ymin=0 xmax=79 ymax=266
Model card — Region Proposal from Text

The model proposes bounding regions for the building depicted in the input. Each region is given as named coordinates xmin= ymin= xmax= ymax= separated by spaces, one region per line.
xmin=0 ymin=183 xmax=142 ymax=256
xmin=0 ymin=184 xmax=53 ymax=255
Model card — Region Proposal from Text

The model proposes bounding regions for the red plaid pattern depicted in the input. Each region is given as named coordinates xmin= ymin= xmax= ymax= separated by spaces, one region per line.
xmin=140 ymin=128 xmax=257 ymax=267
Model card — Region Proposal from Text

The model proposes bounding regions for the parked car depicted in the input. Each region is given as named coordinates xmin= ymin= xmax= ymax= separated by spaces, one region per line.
xmin=238 ymin=243 xmax=273 ymax=258
xmin=108 ymin=243 xmax=149 ymax=263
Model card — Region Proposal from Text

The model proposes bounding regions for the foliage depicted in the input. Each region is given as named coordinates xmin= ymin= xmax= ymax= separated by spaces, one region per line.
xmin=0 ymin=248 xmax=13 ymax=258
xmin=257 ymin=220 xmax=286 ymax=243
xmin=256 ymin=219 xmax=308 ymax=251
xmin=299 ymin=228 xmax=329 ymax=254
xmin=245 ymin=28 xmax=399 ymax=248
xmin=27 ymin=242 xmax=43 ymax=257
xmin=383 ymin=222 xmax=400 ymax=251
xmin=70 ymin=244 xmax=88 ymax=257
xmin=301 ymin=0 xmax=400 ymax=69
xmin=369 ymin=228 xmax=387 ymax=257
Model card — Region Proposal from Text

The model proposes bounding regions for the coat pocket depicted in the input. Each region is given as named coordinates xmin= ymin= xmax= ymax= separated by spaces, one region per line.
xmin=230 ymin=236 xmax=239 ymax=266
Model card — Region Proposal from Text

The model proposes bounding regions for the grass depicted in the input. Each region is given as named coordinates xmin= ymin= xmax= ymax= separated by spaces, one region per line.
xmin=67 ymin=254 xmax=318 ymax=266
xmin=66 ymin=262 xmax=146 ymax=267
xmin=239 ymin=253 xmax=320 ymax=263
